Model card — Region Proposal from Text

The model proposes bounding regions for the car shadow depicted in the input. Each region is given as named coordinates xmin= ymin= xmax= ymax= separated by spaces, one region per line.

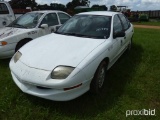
xmin=25 ymin=43 xmax=144 ymax=119
xmin=0 ymin=58 xmax=11 ymax=68
xmin=0 ymin=58 xmax=11 ymax=70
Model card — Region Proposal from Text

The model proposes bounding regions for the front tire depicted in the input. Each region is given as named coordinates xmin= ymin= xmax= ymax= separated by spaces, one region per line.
xmin=90 ymin=61 xmax=107 ymax=94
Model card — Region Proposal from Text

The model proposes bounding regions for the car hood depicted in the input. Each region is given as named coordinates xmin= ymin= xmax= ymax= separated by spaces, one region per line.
xmin=19 ymin=33 xmax=105 ymax=71
xmin=0 ymin=27 xmax=31 ymax=40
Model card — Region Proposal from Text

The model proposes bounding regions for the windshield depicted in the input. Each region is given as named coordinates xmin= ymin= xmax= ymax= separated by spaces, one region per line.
xmin=8 ymin=12 xmax=44 ymax=29
xmin=57 ymin=15 xmax=111 ymax=39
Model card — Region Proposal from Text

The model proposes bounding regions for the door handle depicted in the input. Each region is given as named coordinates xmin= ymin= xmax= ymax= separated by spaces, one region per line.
xmin=121 ymin=40 xmax=123 ymax=45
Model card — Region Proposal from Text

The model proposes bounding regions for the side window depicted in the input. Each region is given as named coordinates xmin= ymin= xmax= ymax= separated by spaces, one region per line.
xmin=41 ymin=13 xmax=59 ymax=26
xmin=119 ymin=14 xmax=130 ymax=30
xmin=0 ymin=3 xmax=9 ymax=14
xmin=58 ymin=13 xmax=70 ymax=24
xmin=113 ymin=15 xmax=123 ymax=33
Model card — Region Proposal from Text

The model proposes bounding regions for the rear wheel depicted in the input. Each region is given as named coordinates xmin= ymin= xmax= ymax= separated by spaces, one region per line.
xmin=90 ymin=61 xmax=107 ymax=94
xmin=15 ymin=40 xmax=31 ymax=52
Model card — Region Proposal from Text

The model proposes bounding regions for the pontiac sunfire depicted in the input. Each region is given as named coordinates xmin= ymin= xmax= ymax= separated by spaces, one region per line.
xmin=10 ymin=11 xmax=134 ymax=101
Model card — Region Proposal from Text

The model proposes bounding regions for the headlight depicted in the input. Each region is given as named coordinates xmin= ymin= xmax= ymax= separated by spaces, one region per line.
xmin=14 ymin=51 xmax=22 ymax=63
xmin=0 ymin=41 xmax=8 ymax=46
xmin=51 ymin=66 xmax=75 ymax=79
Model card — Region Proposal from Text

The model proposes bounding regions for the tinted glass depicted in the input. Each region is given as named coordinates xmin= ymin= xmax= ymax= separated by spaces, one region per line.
xmin=58 ymin=13 xmax=70 ymax=24
xmin=57 ymin=15 xmax=111 ymax=39
xmin=113 ymin=15 xmax=123 ymax=33
xmin=119 ymin=14 xmax=130 ymax=30
xmin=41 ymin=13 xmax=59 ymax=26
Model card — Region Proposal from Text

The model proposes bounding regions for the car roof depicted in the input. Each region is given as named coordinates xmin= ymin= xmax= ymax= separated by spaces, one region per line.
xmin=78 ymin=11 xmax=121 ymax=16
xmin=28 ymin=10 xmax=65 ymax=14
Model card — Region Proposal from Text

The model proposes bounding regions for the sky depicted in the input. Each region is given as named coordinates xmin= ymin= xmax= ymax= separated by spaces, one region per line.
xmin=6 ymin=0 xmax=160 ymax=11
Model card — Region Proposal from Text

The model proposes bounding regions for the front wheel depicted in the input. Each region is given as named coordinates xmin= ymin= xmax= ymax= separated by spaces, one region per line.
xmin=90 ymin=61 xmax=107 ymax=94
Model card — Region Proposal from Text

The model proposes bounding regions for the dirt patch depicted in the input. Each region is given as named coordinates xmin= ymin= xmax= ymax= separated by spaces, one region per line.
xmin=134 ymin=25 xmax=160 ymax=29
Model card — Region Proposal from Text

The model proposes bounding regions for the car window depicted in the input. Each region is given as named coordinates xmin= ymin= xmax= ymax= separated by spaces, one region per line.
xmin=57 ymin=15 xmax=111 ymax=39
xmin=58 ymin=13 xmax=70 ymax=24
xmin=118 ymin=14 xmax=130 ymax=30
xmin=113 ymin=14 xmax=123 ymax=33
xmin=41 ymin=13 xmax=59 ymax=26
xmin=0 ymin=3 xmax=9 ymax=14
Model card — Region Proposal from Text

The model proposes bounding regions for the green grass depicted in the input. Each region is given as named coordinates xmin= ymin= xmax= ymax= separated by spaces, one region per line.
xmin=0 ymin=28 xmax=160 ymax=120
xmin=132 ymin=21 xmax=160 ymax=26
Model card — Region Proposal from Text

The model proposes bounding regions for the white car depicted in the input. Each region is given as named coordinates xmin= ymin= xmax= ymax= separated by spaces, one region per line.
xmin=10 ymin=11 xmax=134 ymax=101
xmin=0 ymin=10 xmax=71 ymax=59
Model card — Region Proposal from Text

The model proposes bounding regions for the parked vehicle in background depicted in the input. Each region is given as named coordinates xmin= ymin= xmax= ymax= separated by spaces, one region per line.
xmin=0 ymin=1 xmax=31 ymax=28
xmin=0 ymin=10 xmax=71 ymax=59
xmin=10 ymin=11 xmax=134 ymax=101
xmin=74 ymin=6 xmax=107 ymax=14
xmin=117 ymin=6 xmax=131 ymax=17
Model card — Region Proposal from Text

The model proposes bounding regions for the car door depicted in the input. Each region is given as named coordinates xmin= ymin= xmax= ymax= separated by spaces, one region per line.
xmin=57 ymin=12 xmax=71 ymax=25
xmin=118 ymin=14 xmax=132 ymax=49
xmin=38 ymin=13 xmax=60 ymax=37
xmin=110 ymin=14 xmax=125 ymax=63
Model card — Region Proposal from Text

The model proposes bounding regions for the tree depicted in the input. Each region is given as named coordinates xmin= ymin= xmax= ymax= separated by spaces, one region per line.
xmin=30 ymin=0 xmax=37 ymax=10
xmin=50 ymin=3 xmax=66 ymax=11
xmin=100 ymin=5 xmax=108 ymax=11
xmin=66 ymin=0 xmax=90 ymax=11
xmin=91 ymin=4 xmax=99 ymax=8
xmin=110 ymin=5 xmax=117 ymax=11
xmin=91 ymin=4 xmax=108 ymax=11
xmin=9 ymin=0 xmax=37 ymax=9
xmin=81 ymin=0 xmax=90 ymax=6
xmin=37 ymin=4 xmax=50 ymax=10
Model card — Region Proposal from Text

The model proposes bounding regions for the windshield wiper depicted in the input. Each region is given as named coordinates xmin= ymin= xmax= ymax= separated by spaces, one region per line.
xmin=62 ymin=33 xmax=94 ymax=38
xmin=66 ymin=33 xmax=103 ymax=38
xmin=63 ymin=33 xmax=82 ymax=36
xmin=12 ymin=24 xmax=27 ymax=28
xmin=58 ymin=32 xmax=105 ymax=39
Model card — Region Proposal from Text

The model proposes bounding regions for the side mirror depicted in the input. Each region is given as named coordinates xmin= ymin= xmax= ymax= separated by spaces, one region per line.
xmin=55 ymin=26 xmax=61 ymax=31
xmin=113 ymin=31 xmax=125 ymax=39
xmin=54 ymin=26 xmax=61 ymax=33
xmin=40 ymin=24 xmax=48 ymax=29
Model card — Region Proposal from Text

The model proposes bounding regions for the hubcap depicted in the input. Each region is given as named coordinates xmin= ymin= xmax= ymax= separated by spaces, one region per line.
xmin=98 ymin=67 xmax=105 ymax=88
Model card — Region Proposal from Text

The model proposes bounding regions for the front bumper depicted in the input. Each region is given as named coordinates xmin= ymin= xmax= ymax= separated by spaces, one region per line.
xmin=10 ymin=59 xmax=90 ymax=101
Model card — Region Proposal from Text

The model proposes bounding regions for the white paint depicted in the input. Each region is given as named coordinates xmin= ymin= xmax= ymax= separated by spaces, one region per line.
xmin=10 ymin=11 xmax=134 ymax=101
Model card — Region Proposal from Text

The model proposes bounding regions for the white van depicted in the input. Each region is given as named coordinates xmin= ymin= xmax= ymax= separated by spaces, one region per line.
xmin=0 ymin=1 xmax=30 ymax=28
